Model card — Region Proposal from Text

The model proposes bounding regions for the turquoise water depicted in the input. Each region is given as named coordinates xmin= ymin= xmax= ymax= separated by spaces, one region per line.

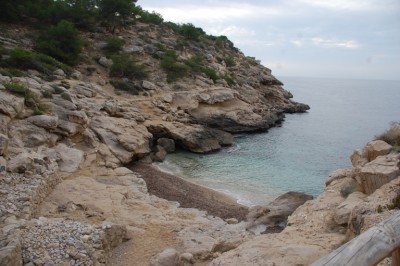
xmin=155 ymin=77 xmax=400 ymax=206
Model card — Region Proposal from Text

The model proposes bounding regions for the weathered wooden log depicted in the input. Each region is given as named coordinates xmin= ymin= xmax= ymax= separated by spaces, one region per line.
xmin=311 ymin=211 xmax=400 ymax=266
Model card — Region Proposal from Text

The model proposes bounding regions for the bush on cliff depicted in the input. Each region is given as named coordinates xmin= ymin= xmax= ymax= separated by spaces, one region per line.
xmin=104 ymin=38 xmax=125 ymax=54
xmin=4 ymin=48 xmax=72 ymax=77
xmin=109 ymin=55 xmax=147 ymax=80
xmin=110 ymin=80 xmax=142 ymax=95
xmin=375 ymin=122 xmax=400 ymax=147
xmin=36 ymin=20 xmax=83 ymax=66
xmin=161 ymin=50 xmax=188 ymax=83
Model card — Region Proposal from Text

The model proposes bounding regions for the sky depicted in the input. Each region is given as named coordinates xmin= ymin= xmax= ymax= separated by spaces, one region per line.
xmin=140 ymin=0 xmax=400 ymax=80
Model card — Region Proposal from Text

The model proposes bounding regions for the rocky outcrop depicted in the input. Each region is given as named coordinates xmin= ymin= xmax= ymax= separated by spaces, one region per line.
xmin=145 ymin=121 xmax=233 ymax=153
xmin=246 ymin=191 xmax=313 ymax=234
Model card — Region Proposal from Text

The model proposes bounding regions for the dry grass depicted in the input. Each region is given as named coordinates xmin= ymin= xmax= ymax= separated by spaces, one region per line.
xmin=375 ymin=122 xmax=400 ymax=147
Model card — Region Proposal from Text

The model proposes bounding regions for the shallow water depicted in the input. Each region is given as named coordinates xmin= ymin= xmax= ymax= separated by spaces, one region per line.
xmin=156 ymin=77 xmax=400 ymax=206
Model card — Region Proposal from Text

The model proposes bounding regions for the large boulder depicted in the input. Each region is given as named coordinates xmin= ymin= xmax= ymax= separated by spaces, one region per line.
xmin=145 ymin=121 xmax=233 ymax=153
xmin=334 ymin=192 xmax=366 ymax=225
xmin=27 ymin=115 xmax=59 ymax=130
xmin=0 ymin=92 xmax=25 ymax=118
xmin=150 ymin=248 xmax=181 ymax=266
xmin=90 ymin=116 xmax=152 ymax=163
xmin=246 ymin=191 xmax=313 ymax=234
xmin=356 ymin=153 xmax=400 ymax=194
xmin=351 ymin=140 xmax=392 ymax=167
xmin=8 ymin=120 xmax=56 ymax=149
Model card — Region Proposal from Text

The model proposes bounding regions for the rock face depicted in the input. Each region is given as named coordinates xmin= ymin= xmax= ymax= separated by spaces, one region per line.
xmin=246 ymin=192 xmax=313 ymax=234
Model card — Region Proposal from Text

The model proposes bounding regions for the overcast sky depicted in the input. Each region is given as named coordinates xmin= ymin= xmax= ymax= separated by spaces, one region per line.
xmin=140 ymin=0 xmax=400 ymax=80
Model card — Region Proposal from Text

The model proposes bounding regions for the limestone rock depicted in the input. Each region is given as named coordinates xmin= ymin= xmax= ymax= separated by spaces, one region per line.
xmin=150 ymin=248 xmax=181 ymax=266
xmin=98 ymin=56 xmax=113 ymax=67
xmin=7 ymin=152 xmax=32 ymax=173
xmin=8 ymin=120 xmax=55 ymax=149
xmin=0 ymin=92 xmax=25 ymax=118
xmin=325 ymin=168 xmax=357 ymax=186
xmin=142 ymin=80 xmax=158 ymax=90
xmin=0 ymin=238 xmax=22 ymax=266
xmin=51 ymin=144 xmax=84 ymax=173
xmin=365 ymin=140 xmax=392 ymax=161
xmin=0 ymin=133 xmax=9 ymax=156
xmin=356 ymin=153 xmax=400 ymax=194
xmin=246 ymin=192 xmax=313 ymax=234
xmin=145 ymin=121 xmax=233 ymax=153
xmin=0 ymin=114 xmax=11 ymax=134
xmin=90 ymin=116 xmax=152 ymax=163
xmin=123 ymin=45 xmax=144 ymax=55
xmin=334 ymin=192 xmax=366 ymax=225
xmin=151 ymin=145 xmax=167 ymax=162
xmin=27 ymin=115 xmax=59 ymax=130
xmin=157 ymin=138 xmax=175 ymax=153
xmin=75 ymin=83 xmax=98 ymax=98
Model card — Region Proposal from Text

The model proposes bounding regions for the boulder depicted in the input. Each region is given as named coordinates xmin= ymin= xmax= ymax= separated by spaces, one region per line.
xmin=356 ymin=153 xmax=400 ymax=194
xmin=0 ymin=92 xmax=25 ymax=118
xmin=8 ymin=120 xmax=55 ymax=148
xmin=7 ymin=152 xmax=32 ymax=173
xmin=150 ymin=248 xmax=181 ymax=266
xmin=0 ymin=133 xmax=9 ymax=156
xmin=325 ymin=168 xmax=357 ymax=186
xmin=74 ymin=83 xmax=97 ymax=98
xmin=350 ymin=149 xmax=368 ymax=167
xmin=157 ymin=138 xmax=175 ymax=153
xmin=142 ymin=80 xmax=158 ymax=90
xmin=334 ymin=192 xmax=366 ymax=225
xmin=123 ymin=45 xmax=144 ymax=55
xmin=246 ymin=191 xmax=313 ymax=234
xmin=67 ymin=111 xmax=89 ymax=126
xmin=90 ymin=116 xmax=152 ymax=163
xmin=50 ymin=144 xmax=84 ymax=173
xmin=98 ymin=56 xmax=113 ymax=67
xmin=27 ymin=115 xmax=59 ymax=130
xmin=151 ymin=145 xmax=167 ymax=162
xmin=365 ymin=140 xmax=392 ymax=161
xmin=0 ymin=238 xmax=22 ymax=266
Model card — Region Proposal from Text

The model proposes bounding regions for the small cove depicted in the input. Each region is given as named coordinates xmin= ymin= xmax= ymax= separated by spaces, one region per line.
xmin=156 ymin=77 xmax=400 ymax=205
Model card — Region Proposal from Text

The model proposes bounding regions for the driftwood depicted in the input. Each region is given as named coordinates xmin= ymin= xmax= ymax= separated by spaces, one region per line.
xmin=311 ymin=211 xmax=400 ymax=266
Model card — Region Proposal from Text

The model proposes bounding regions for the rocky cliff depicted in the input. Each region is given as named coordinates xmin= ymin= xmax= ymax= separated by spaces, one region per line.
xmin=0 ymin=19 xmax=398 ymax=266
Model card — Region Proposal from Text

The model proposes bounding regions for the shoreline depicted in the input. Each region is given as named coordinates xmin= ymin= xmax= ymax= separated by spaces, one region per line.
xmin=130 ymin=163 xmax=249 ymax=221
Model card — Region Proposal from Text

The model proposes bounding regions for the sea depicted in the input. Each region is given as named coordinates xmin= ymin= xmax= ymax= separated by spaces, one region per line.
xmin=155 ymin=77 xmax=400 ymax=206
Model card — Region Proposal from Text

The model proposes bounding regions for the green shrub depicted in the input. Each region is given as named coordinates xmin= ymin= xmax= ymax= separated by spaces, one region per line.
xmin=5 ymin=47 xmax=72 ymax=76
xmin=5 ymin=81 xmax=51 ymax=113
xmin=4 ymin=81 xmax=28 ymax=95
xmin=179 ymin=23 xmax=205 ymax=41
xmin=36 ymin=20 xmax=83 ymax=65
xmin=104 ymin=37 xmax=125 ymax=54
xmin=222 ymin=75 xmax=234 ymax=86
xmin=60 ymin=92 xmax=72 ymax=102
xmin=41 ymin=90 xmax=53 ymax=98
xmin=161 ymin=50 xmax=188 ymax=83
xmin=0 ymin=68 xmax=24 ymax=77
xmin=139 ymin=10 xmax=164 ymax=24
xmin=110 ymin=55 xmax=147 ymax=80
xmin=52 ymin=85 xmax=64 ymax=94
xmin=110 ymin=79 xmax=141 ymax=95
xmin=202 ymin=67 xmax=219 ymax=82
xmin=224 ymin=56 xmax=236 ymax=67
xmin=184 ymin=55 xmax=203 ymax=73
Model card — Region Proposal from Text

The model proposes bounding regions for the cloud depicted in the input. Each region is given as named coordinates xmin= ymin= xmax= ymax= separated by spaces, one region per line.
xmin=143 ymin=3 xmax=283 ymax=24
xmin=208 ymin=25 xmax=255 ymax=38
xmin=311 ymin=37 xmax=360 ymax=49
